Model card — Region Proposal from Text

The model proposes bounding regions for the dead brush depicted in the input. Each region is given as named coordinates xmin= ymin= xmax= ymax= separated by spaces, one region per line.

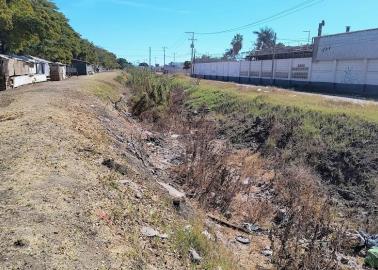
xmin=270 ymin=166 xmax=342 ymax=270
xmin=245 ymin=198 xmax=274 ymax=226
xmin=172 ymin=112 xmax=240 ymax=212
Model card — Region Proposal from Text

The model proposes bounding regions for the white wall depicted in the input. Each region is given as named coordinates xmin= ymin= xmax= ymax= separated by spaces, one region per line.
xmin=335 ymin=60 xmax=365 ymax=85
xmin=367 ymin=60 xmax=378 ymax=85
xmin=313 ymin=29 xmax=378 ymax=61
xmin=194 ymin=57 xmax=378 ymax=86
xmin=311 ymin=61 xmax=334 ymax=83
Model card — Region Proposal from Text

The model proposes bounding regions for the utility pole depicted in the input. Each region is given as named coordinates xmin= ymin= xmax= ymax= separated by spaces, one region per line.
xmin=162 ymin=46 xmax=167 ymax=67
xmin=185 ymin=32 xmax=197 ymax=75
xmin=303 ymin=30 xmax=311 ymax=44
xmin=149 ymin=47 xmax=152 ymax=68
xmin=271 ymin=33 xmax=277 ymax=85
xmin=173 ymin=53 xmax=176 ymax=62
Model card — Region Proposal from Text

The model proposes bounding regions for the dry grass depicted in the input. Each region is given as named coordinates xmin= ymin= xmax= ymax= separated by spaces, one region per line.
xmin=177 ymin=76 xmax=378 ymax=123
xmin=270 ymin=166 xmax=342 ymax=270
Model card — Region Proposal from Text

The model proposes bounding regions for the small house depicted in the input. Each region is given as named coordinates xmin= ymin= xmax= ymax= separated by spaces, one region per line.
xmin=26 ymin=56 xmax=51 ymax=78
xmin=71 ymin=59 xmax=94 ymax=75
xmin=0 ymin=54 xmax=34 ymax=90
xmin=50 ymin=62 xmax=67 ymax=81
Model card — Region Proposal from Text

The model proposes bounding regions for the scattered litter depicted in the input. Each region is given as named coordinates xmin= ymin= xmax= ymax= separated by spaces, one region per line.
xmin=189 ymin=248 xmax=202 ymax=263
xmin=359 ymin=231 xmax=378 ymax=249
xmin=257 ymin=88 xmax=262 ymax=92
xmin=365 ymin=248 xmax=378 ymax=268
xmin=235 ymin=236 xmax=251 ymax=245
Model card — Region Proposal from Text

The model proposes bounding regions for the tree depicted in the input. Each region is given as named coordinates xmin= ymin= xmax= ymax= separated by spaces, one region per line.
xmin=0 ymin=0 xmax=42 ymax=54
xmin=231 ymin=34 xmax=243 ymax=56
xmin=223 ymin=34 xmax=243 ymax=60
xmin=253 ymin=27 xmax=277 ymax=50
xmin=0 ymin=0 xmax=119 ymax=68
xmin=117 ymin=58 xmax=131 ymax=69
xmin=183 ymin=61 xmax=191 ymax=70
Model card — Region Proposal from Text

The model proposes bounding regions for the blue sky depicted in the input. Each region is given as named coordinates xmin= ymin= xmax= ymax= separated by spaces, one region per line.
xmin=54 ymin=0 xmax=378 ymax=65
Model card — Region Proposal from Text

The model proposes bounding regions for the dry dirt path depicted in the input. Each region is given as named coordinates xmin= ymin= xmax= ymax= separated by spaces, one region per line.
xmin=0 ymin=73 xmax=275 ymax=270
xmin=0 ymin=73 xmax=126 ymax=269
xmin=0 ymin=73 xmax=187 ymax=270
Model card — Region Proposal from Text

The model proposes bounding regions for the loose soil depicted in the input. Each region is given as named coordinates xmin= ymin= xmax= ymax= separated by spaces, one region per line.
xmin=0 ymin=73 xmax=272 ymax=270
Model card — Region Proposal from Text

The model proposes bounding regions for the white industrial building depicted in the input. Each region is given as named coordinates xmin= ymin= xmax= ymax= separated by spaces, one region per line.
xmin=193 ymin=28 xmax=378 ymax=98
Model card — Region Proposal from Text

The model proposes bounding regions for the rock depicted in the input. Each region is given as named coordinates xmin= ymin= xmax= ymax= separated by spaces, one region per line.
xmin=189 ymin=248 xmax=202 ymax=264
xmin=273 ymin=209 xmax=287 ymax=225
xmin=159 ymin=233 xmax=169 ymax=239
xmin=242 ymin=177 xmax=250 ymax=185
xmin=157 ymin=181 xmax=185 ymax=200
xmin=235 ymin=236 xmax=251 ymax=245
xmin=337 ymin=188 xmax=355 ymax=201
xmin=224 ymin=211 xmax=232 ymax=220
xmin=141 ymin=226 xmax=159 ymax=237
xmin=261 ymin=249 xmax=273 ymax=257
xmin=13 ymin=239 xmax=27 ymax=247
xmin=119 ymin=179 xmax=143 ymax=199
xmin=202 ymin=230 xmax=213 ymax=240
xmin=141 ymin=226 xmax=168 ymax=239
xmin=242 ymin=223 xmax=261 ymax=233
xmin=340 ymin=256 xmax=349 ymax=265
xmin=102 ymin=159 xmax=128 ymax=175
xmin=134 ymin=191 xmax=143 ymax=199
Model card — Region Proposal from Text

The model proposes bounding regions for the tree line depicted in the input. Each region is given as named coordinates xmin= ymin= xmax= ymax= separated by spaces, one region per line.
xmin=197 ymin=27 xmax=288 ymax=62
xmin=0 ymin=0 xmax=119 ymax=68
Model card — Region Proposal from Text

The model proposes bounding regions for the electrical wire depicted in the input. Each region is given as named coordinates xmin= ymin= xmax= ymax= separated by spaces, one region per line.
xmin=195 ymin=0 xmax=323 ymax=35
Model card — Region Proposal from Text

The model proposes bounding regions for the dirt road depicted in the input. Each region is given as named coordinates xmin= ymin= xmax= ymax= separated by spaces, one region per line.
xmin=0 ymin=73 xmax=184 ymax=269
xmin=0 ymin=72 xmax=278 ymax=270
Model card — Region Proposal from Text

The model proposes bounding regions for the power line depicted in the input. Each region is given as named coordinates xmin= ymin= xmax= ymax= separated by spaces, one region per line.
xmin=195 ymin=0 xmax=323 ymax=35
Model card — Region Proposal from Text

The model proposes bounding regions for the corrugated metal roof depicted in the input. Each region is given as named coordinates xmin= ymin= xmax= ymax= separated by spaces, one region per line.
xmin=26 ymin=55 xmax=52 ymax=64
xmin=0 ymin=54 xmax=12 ymax=60
xmin=10 ymin=55 xmax=35 ymax=63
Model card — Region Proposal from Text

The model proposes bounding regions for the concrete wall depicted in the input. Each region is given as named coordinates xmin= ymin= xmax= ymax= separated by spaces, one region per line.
xmin=313 ymin=29 xmax=378 ymax=61
xmin=193 ymin=57 xmax=378 ymax=98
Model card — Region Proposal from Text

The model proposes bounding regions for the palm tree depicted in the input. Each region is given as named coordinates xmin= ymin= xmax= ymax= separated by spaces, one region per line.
xmin=231 ymin=34 xmax=243 ymax=55
xmin=253 ymin=27 xmax=277 ymax=50
xmin=223 ymin=33 xmax=243 ymax=60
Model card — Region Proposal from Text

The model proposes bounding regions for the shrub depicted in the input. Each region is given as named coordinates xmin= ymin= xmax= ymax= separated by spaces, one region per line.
xmin=270 ymin=166 xmax=341 ymax=270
